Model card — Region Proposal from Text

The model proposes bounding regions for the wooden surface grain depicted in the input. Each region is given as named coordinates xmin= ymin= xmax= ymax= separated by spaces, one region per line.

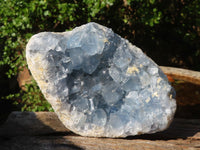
xmin=0 ymin=112 xmax=200 ymax=150
xmin=161 ymin=66 xmax=200 ymax=85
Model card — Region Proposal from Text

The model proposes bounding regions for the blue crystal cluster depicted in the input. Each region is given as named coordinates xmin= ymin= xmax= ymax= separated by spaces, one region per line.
xmin=26 ymin=22 xmax=176 ymax=137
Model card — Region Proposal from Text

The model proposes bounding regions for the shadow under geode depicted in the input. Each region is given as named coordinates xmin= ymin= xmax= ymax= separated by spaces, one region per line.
xmin=0 ymin=112 xmax=83 ymax=150
xmin=125 ymin=118 xmax=200 ymax=140
xmin=1 ymin=111 xmax=200 ymax=148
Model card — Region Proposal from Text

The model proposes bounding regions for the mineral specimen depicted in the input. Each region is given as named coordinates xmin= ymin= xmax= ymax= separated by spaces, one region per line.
xmin=26 ymin=22 xmax=176 ymax=137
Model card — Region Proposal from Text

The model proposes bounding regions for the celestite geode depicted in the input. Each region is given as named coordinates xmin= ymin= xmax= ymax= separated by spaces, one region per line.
xmin=26 ymin=22 xmax=176 ymax=137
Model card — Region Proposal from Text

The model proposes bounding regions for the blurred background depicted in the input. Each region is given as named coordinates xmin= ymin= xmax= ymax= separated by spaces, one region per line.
xmin=0 ymin=0 xmax=199 ymax=119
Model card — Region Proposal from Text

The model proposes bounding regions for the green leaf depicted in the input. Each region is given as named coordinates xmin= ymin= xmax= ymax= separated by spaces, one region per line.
xmin=150 ymin=0 xmax=155 ymax=4
xmin=153 ymin=8 xmax=157 ymax=12
xmin=44 ymin=10 xmax=51 ymax=16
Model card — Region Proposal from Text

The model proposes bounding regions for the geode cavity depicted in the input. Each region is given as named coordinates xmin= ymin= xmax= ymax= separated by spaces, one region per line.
xmin=26 ymin=22 xmax=176 ymax=137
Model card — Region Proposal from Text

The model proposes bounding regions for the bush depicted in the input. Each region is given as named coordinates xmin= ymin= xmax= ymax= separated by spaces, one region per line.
xmin=0 ymin=0 xmax=199 ymax=111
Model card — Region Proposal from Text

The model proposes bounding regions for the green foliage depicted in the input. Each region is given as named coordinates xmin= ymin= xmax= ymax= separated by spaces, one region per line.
xmin=0 ymin=0 xmax=199 ymax=111
xmin=19 ymin=80 xmax=53 ymax=112
xmin=3 ymin=79 xmax=53 ymax=112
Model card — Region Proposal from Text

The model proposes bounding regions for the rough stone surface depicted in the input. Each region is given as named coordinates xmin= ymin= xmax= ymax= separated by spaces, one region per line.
xmin=26 ymin=22 xmax=176 ymax=137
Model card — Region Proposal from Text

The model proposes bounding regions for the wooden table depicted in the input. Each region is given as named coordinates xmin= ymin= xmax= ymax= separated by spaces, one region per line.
xmin=0 ymin=112 xmax=200 ymax=150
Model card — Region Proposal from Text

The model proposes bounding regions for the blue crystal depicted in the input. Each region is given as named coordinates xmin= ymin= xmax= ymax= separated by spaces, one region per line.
xmin=26 ymin=22 xmax=176 ymax=137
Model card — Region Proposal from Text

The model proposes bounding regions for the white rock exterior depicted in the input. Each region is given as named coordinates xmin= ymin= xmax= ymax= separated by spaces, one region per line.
xmin=26 ymin=22 xmax=176 ymax=137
